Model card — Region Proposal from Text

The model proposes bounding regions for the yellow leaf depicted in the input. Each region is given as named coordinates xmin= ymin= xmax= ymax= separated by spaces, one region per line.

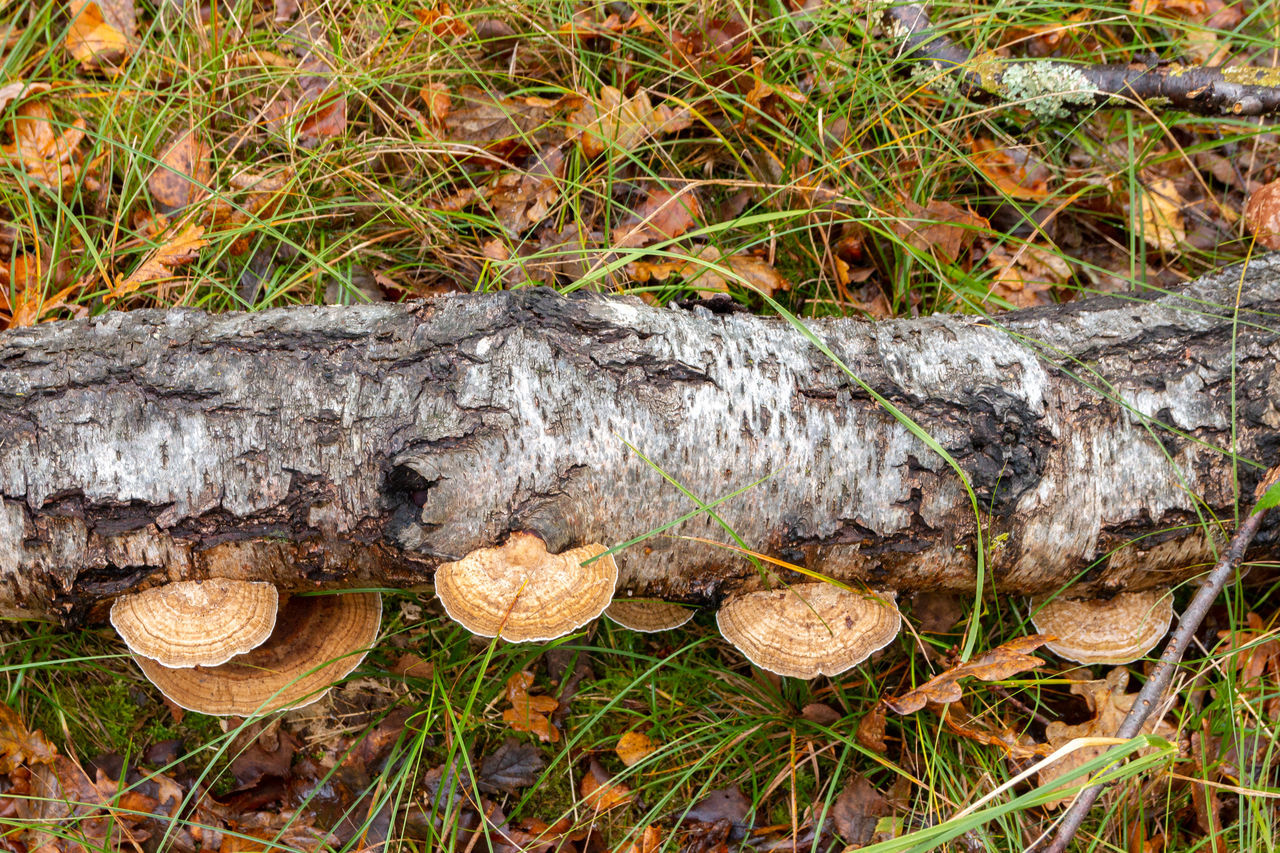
xmin=615 ymin=731 xmax=657 ymax=767
xmin=1134 ymin=176 xmax=1186 ymax=254
xmin=66 ymin=0 xmax=130 ymax=69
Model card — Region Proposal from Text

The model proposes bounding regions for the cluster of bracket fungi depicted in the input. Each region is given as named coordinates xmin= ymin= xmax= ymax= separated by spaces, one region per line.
xmin=108 ymin=532 xmax=1176 ymax=716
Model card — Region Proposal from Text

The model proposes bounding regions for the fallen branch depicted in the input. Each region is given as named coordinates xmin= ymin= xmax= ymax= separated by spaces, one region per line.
xmin=1 ymin=257 xmax=1278 ymax=622
xmin=885 ymin=3 xmax=1280 ymax=119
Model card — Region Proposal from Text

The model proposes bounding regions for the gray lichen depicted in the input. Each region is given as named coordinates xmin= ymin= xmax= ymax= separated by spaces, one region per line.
xmin=1000 ymin=62 xmax=1097 ymax=121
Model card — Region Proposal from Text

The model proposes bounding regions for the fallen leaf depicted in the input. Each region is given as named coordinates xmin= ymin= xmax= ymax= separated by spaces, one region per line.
xmin=66 ymin=0 xmax=132 ymax=70
xmin=941 ymin=699 xmax=1049 ymax=759
xmin=390 ymin=652 xmax=434 ymax=679
xmin=485 ymin=146 xmax=565 ymax=234
xmin=884 ymin=635 xmax=1048 ymax=715
xmin=800 ymin=702 xmax=841 ymax=725
xmin=613 ymin=186 xmax=702 ymax=248
xmin=413 ymin=2 xmax=469 ymax=38
xmin=981 ymin=241 xmax=1071 ymax=309
xmin=616 ymin=731 xmax=657 ymax=767
xmin=430 ymin=86 xmax=573 ymax=163
xmin=629 ymin=245 xmax=791 ymax=296
xmin=110 ymin=221 xmax=208 ymax=300
xmin=0 ymin=86 xmax=86 ymax=188
xmin=571 ymin=86 xmax=691 ymax=159
xmin=970 ymin=137 xmax=1052 ymax=200
xmin=296 ymin=90 xmax=346 ymax=146
xmin=4 ymin=249 xmax=80 ymax=329
xmin=830 ymin=774 xmax=890 ymax=846
xmin=1217 ymin=612 xmax=1280 ymax=719
xmin=682 ymin=786 xmax=753 ymax=836
xmin=420 ymin=82 xmax=451 ymax=121
xmin=579 ymin=759 xmax=633 ymax=811
xmin=855 ymin=704 xmax=888 ymax=753
xmin=620 ymin=825 xmax=664 ymax=853
xmin=0 ymin=701 xmax=57 ymax=774
xmin=1037 ymin=667 xmax=1176 ymax=807
xmin=890 ymin=197 xmax=989 ymax=265
xmin=1129 ymin=176 xmax=1187 ymax=255
xmin=148 ymin=128 xmax=213 ymax=214
xmin=478 ymin=738 xmax=545 ymax=795
xmin=1245 ymin=180 xmax=1280 ymax=252
xmin=227 ymin=718 xmax=298 ymax=790
xmin=501 ymin=670 xmax=561 ymax=743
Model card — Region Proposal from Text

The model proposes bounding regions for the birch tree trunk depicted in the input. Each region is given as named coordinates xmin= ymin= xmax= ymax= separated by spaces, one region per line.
xmin=2 ymin=257 xmax=1279 ymax=623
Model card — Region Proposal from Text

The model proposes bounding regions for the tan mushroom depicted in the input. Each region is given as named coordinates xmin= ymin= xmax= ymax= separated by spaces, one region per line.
xmin=716 ymin=583 xmax=900 ymax=679
xmin=1030 ymin=589 xmax=1173 ymax=665
xmin=605 ymin=599 xmax=695 ymax=633
xmin=110 ymin=579 xmax=279 ymax=668
xmin=435 ymin=532 xmax=617 ymax=642
xmin=132 ymin=591 xmax=381 ymax=716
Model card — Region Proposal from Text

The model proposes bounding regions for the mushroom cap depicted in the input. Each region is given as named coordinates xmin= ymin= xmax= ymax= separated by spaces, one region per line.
xmin=1030 ymin=589 xmax=1173 ymax=665
xmin=111 ymin=579 xmax=279 ymax=668
xmin=716 ymin=583 xmax=901 ymax=679
xmin=435 ymin=533 xmax=617 ymax=642
xmin=133 ymin=591 xmax=381 ymax=716
xmin=605 ymin=599 xmax=695 ymax=633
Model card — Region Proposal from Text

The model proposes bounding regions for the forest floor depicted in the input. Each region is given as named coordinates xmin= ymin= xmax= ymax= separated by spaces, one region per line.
xmin=3 ymin=0 xmax=1280 ymax=850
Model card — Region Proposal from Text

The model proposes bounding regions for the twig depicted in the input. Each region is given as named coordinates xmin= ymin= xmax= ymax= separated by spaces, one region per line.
xmin=1041 ymin=463 xmax=1280 ymax=853
xmin=884 ymin=3 xmax=1280 ymax=119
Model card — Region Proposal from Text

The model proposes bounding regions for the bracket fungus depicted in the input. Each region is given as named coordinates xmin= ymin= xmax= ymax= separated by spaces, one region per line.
xmin=110 ymin=579 xmax=279 ymax=668
xmin=435 ymin=532 xmax=617 ymax=642
xmin=1030 ymin=589 xmax=1174 ymax=665
xmin=716 ymin=583 xmax=901 ymax=679
xmin=605 ymin=599 xmax=695 ymax=633
xmin=130 ymin=591 xmax=381 ymax=716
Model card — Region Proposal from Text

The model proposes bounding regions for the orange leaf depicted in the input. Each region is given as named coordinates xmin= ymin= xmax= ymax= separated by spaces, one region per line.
xmin=0 ymin=86 xmax=86 ymax=188
xmin=148 ymin=129 xmax=213 ymax=214
xmin=5 ymin=252 xmax=80 ymax=328
xmin=629 ymin=245 xmax=791 ymax=296
xmin=110 ymin=222 xmax=208 ymax=301
xmin=502 ymin=671 xmax=561 ymax=743
xmin=620 ymin=825 xmax=664 ymax=853
xmin=969 ymin=137 xmax=1051 ymax=200
xmin=579 ymin=759 xmax=633 ymax=811
xmin=615 ymin=731 xmax=657 ymax=767
xmin=890 ymin=197 xmax=988 ymax=265
xmin=612 ymin=187 xmax=702 ymax=248
xmin=66 ymin=0 xmax=131 ymax=69
xmin=0 ymin=698 xmax=58 ymax=773
xmin=884 ymin=635 xmax=1048 ymax=715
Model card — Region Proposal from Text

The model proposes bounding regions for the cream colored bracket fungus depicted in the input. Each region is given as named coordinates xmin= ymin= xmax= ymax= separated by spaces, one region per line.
xmin=435 ymin=532 xmax=618 ymax=642
xmin=716 ymin=583 xmax=901 ymax=679
xmin=605 ymin=599 xmax=695 ymax=633
xmin=1030 ymin=589 xmax=1173 ymax=665
xmin=132 ymin=592 xmax=382 ymax=716
xmin=110 ymin=579 xmax=279 ymax=668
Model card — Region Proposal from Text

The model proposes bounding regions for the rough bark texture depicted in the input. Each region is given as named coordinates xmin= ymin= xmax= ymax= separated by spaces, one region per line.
xmin=2 ymin=257 xmax=1279 ymax=624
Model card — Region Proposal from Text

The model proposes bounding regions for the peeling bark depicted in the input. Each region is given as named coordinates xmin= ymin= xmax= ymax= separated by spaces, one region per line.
xmin=2 ymin=258 xmax=1279 ymax=624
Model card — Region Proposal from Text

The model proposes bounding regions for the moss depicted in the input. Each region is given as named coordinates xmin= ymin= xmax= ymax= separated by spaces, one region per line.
xmin=999 ymin=62 xmax=1096 ymax=121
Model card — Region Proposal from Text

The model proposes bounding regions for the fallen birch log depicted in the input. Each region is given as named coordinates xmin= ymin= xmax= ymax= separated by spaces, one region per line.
xmin=2 ymin=257 xmax=1278 ymax=624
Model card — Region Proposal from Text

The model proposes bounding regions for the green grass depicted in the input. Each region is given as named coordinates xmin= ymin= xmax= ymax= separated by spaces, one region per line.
xmin=5 ymin=569 xmax=1280 ymax=851
xmin=5 ymin=0 xmax=1280 ymax=849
